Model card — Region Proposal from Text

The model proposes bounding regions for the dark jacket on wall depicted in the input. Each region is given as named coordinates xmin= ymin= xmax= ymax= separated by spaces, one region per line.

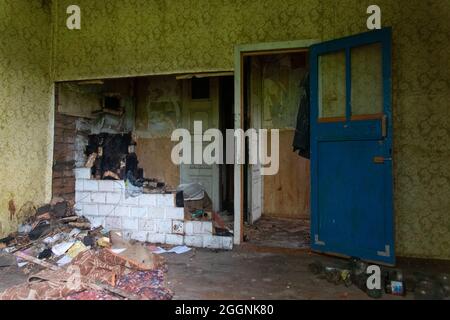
xmin=292 ymin=73 xmax=310 ymax=159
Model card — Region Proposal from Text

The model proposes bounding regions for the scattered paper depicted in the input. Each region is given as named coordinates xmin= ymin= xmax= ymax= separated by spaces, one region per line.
xmin=68 ymin=228 xmax=81 ymax=238
xmin=169 ymin=245 xmax=192 ymax=254
xmin=43 ymin=233 xmax=64 ymax=245
xmin=153 ymin=247 xmax=168 ymax=254
xmin=18 ymin=224 xmax=33 ymax=234
xmin=52 ymin=241 xmax=75 ymax=256
xmin=17 ymin=262 xmax=29 ymax=268
xmin=67 ymin=241 xmax=88 ymax=258
xmin=57 ymin=255 xmax=72 ymax=266
xmin=154 ymin=245 xmax=191 ymax=255
xmin=111 ymin=248 xmax=127 ymax=254
xmin=97 ymin=237 xmax=110 ymax=248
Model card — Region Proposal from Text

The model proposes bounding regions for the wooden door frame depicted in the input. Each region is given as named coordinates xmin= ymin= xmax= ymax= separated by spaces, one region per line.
xmin=233 ymin=39 xmax=319 ymax=245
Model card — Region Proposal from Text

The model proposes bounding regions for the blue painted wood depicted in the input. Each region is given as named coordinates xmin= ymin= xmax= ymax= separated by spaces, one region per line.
xmin=310 ymin=28 xmax=394 ymax=265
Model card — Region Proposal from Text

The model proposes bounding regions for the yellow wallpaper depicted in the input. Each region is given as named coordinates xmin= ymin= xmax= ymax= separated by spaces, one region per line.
xmin=52 ymin=0 xmax=322 ymax=80
xmin=2 ymin=0 xmax=449 ymax=259
xmin=0 ymin=0 xmax=54 ymax=237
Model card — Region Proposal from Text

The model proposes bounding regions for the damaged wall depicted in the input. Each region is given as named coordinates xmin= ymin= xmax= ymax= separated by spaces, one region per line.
xmin=52 ymin=113 xmax=77 ymax=201
xmin=135 ymin=76 xmax=181 ymax=189
xmin=41 ymin=0 xmax=450 ymax=259
xmin=0 ymin=0 xmax=54 ymax=237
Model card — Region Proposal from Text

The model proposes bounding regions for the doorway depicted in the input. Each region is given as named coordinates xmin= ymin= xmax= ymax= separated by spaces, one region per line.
xmin=241 ymin=49 xmax=312 ymax=249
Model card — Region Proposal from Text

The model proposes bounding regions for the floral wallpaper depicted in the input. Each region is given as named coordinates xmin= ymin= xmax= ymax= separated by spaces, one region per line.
xmin=1 ymin=0 xmax=449 ymax=259
xmin=0 ymin=0 xmax=53 ymax=237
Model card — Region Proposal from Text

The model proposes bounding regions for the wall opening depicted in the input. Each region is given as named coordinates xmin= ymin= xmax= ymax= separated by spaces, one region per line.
xmin=241 ymin=50 xmax=311 ymax=249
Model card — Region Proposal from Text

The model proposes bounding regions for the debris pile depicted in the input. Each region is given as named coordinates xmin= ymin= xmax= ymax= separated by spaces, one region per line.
xmin=176 ymin=183 xmax=213 ymax=220
xmin=0 ymin=199 xmax=173 ymax=300
xmin=308 ymin=259 xmax=450 ymax=300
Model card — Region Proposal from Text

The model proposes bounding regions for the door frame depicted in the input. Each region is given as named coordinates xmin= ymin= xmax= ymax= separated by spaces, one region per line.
xmin=233 ymin=39 xmax=319 ymax=245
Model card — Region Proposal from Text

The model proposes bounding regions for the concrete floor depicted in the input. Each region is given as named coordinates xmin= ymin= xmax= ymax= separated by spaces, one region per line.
xmin=165 ymin=246 xmax=404 ymax=300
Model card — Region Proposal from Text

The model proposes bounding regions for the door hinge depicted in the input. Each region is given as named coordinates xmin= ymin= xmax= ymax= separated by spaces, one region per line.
xmin=314 ymin=234 xmax=326 ymax=246
xmin=377 ymin=245 xmax=391 ymax=257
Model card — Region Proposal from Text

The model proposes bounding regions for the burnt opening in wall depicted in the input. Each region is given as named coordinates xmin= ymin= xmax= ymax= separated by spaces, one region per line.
xmin=85 ymin=132 xmax=140 ymax=181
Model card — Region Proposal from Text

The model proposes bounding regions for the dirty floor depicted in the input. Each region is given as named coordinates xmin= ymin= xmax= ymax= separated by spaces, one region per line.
xmin=2 ymin=245 xmax=449 ymax=300
xmin=165 ymin=247 xmax=389 ymax=300
xmin=244 ymin=217 xmax=310 ymax=249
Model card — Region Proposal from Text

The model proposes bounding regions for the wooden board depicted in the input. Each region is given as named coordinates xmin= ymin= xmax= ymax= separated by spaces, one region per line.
xmin=136 ymin=137 xmax=180 ymax=189
xmin=263 ymin=129 xmax=310 ymax=219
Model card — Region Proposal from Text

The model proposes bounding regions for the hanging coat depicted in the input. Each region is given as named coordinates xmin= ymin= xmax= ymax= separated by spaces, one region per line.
xmin=292 ymin=72 xmax=310 ymax=159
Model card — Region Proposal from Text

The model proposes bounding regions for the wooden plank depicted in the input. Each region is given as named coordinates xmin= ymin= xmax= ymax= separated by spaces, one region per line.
xmin=243 ymin=48 xmax=309 ymax=57
xmin=318 ymin=116 xmax=346 ymax=123
xmin=135 ymin=137 xmax=180 ymax=189
xmin=263 ymin=129 xmax=310 ymax=219
xmin=350 ymin=113 xmax=384 ymax=121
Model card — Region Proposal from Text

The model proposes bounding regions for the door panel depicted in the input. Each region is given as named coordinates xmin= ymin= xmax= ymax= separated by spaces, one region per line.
xmin=351 ymin=43 xmax=383 ymax=116
xmin=318 ymin=50 xmax=346 ymax=119
xmin=180 ymin=78 xmax=220 ymax=212
xmin=310 ymin=28 xmax=394 ymax=265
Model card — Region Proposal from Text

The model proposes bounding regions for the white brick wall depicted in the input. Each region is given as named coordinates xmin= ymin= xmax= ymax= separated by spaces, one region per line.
xmin=123 ymin=195 xmax=139 ymax=206
xmin=165 ymin=207 xmax=184 ymax=220
xmin=130 ymin=206 xmax=147 ymax=218
xmin=84 ymin=180 xmax=98 ymax=192
xmin=155 ymin=219 xmax=172 ymax=234
xmin=75 ymin=179 xmax=84 ymax=192
xmin=130 ymin=231 xmax=148 ymax=242
xmin=114 ymin=206 xmax=130 ymax=217
xmin=203 ymin=235 xmax=222 ymax=249
xmin=105 ymin=216 xmax=122 ymax=230
xmin=157 ymin=194 xmax=174 ymax=207
xmin=74 ymin=168 xmax=91 ymax=179
xmin=86 ymin=216 xmax=105 ymax=228
xmin=139 ymin=219 xmax=155 ymax=232
xmin=106 ymin=192 xmax=122 ymax=204
xmin=75 ymin=173 xmax=233 ymax=250
xmin=98 ymin=204 xmax=115 ymax=216
xmin=138 ymin=194 xmax=156 ymax=207
xmin=185 ymin=221 xmax=213 ymax=235
xmin=148 ymin=233 xmax=165 ymax=244
xmin=83 ymin=204 xmax=98 ymax=216
xmin=98 ymin=180 xmax=115 ymax=192
xmin=91 ymin=192 xmax=106 ymax=204
xmin=113 ymin=181 xmax=125 ymax=192
xmin=184 ymin=235 xmax=203 ymax=247
xmin=166 ymin=234 xmax=184 ymax=246
xmin=148 ymin=207 xmax=165 ymax=219
xmin=222 ymin=236 xmax=233 ymax=250
xmin=75 ymin=191 xmax=90 ymax=203
xmin=122 ymin=217 xmax=139 ymax=230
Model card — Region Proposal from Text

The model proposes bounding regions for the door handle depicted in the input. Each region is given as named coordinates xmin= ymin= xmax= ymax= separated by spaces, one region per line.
xmin=373 ymin=156 xmax=392 ymax=164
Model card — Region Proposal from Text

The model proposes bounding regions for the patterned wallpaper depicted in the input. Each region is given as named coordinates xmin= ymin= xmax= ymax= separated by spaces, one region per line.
xmin=1 ymin=0 xmax=449 ymax=259
xmin=0 ymin=0 xmax=53 ymax=237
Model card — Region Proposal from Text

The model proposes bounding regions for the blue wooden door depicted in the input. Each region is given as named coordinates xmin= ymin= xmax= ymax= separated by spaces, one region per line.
xmin=310 ymin=28 xmax=394 ymax=265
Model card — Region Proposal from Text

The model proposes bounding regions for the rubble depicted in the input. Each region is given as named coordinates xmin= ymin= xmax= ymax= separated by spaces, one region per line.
xmin=0 ymin=199 xmax=173 ymax=300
